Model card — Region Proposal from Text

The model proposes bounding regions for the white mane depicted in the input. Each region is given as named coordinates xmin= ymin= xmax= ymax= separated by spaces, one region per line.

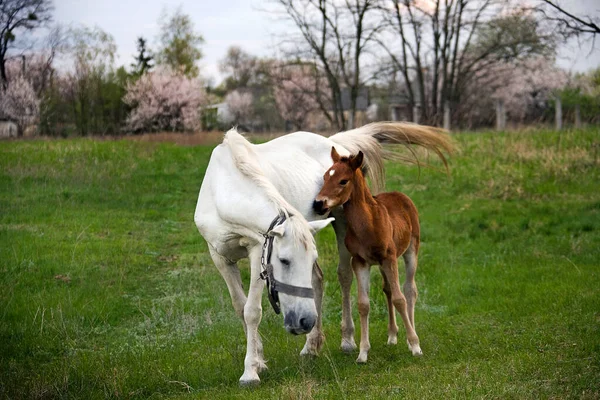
xmin=223 ymin=128 xmax=314 ymax=247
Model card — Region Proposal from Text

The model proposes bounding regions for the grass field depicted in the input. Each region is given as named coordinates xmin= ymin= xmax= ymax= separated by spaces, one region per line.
xmin=1 ymin=128 xmax=599 ymax=399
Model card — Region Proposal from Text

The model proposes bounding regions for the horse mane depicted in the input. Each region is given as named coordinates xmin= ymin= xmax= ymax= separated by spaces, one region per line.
xmin=329 ymin=122 xmax=453 ymax=194
xmin=223 ymin=128 xmax=314 ymax=246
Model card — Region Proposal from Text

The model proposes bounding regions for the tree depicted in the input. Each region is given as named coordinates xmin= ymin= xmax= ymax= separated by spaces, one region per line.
xmin=535 ymin=0 xmax=600 ymax=37
xmin=0 ymin=0 xmax=53 ymax=88
xmin=380 ymin=1 xmax=553 ymax=125
xmin=124 ymin=67 xmax=206 ymax=132
xmin=219 ymin=46 xmax=259 ymax=91
xmin=62 ymin=26 xmax=120 ymax=135
xmin=224 ymin=90 xmax=254 ymax=127
xmin=0 ymin=74 xmax=39 ymax=136
xmin=271 ymin=0 xmax=382 ymax=130
xmin=460 ymin=55 xmax=568 ymax=126
xmin=156 ymin=7 xmax=204 ymax=78
xmin=130 ymin=37 xmax=154 ymax=77
xmin=273 ymin=63 xmax=321 ymax=130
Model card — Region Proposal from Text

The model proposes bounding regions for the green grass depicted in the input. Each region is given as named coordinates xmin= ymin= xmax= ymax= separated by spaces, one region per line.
xmin=1 ymin=128 xmax=599 ymax=399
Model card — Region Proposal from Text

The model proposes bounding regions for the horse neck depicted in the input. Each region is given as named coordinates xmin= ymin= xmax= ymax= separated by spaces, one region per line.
xmin=344 ymin=170 xmax=377 ymax=225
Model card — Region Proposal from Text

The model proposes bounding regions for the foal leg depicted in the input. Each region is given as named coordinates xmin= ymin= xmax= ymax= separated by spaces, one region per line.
xmin=352 ymin=257 xmax=371 ymax=363
xmin=239 ymin=245 xmax=267 ymax=385
xmin=380 ymin=258 xmax=422 ymax=357
xmin=332 ymin=215 xmax=357 ymax=352
xmin=381 ymin=271 xmax=399 ymax=345
xmin=402 ymin=242 xmax=419 ymax=330
xmin=301 ymin=261 xmax=325 ymax=356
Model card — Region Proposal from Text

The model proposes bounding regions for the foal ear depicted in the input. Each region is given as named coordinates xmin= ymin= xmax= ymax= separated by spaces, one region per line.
xmin=331 ymin=146 xmax=341 ymax=162
xmin=349 ymin=151 xmax=364 ymax=170
xmin=308 ymin=217 xmax=334 ymax=234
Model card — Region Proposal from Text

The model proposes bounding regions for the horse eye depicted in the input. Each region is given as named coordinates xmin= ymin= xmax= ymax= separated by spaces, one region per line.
xmin=279 ymin=258 xmax=290 ymax=266
xmin=340 ymin=179 xmax=348 ymax=186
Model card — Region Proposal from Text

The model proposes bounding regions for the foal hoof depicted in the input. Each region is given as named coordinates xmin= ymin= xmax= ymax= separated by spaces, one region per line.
xmin=407 ymin=340 xmax=423 ymax=356
xmin=341 ymin=338 xmax=357 ymax=353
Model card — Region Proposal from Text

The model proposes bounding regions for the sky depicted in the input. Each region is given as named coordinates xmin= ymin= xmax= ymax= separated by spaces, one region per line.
xmin=52 ymin=0 xmax=600 ymax=84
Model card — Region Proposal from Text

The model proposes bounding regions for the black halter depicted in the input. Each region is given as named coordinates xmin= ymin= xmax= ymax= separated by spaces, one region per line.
xmin=260 ymin=213 xmax=315 ymax=314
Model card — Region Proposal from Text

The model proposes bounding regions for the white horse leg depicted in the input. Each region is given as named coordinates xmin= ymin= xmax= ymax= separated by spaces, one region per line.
xmin=239 ymin=245 xmax=266 ymax=385
xmin=332 ymin=215 xmax=357 ymax=352
xmin=301 ymin=261 xmax=325 ymax=356
xmin=208 ymin=246 xmax=247 ymax=326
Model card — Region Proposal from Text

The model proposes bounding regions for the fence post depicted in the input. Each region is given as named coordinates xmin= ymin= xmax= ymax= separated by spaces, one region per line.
xmin=574 ymin=104 xmax=581 ymax=128
xmin=555 ymin=96 xmax=562 ymax=131
xmin=413 ymin=104 xmax=420 ymax=124
xmin=443 ymin=101 xmax=451 ymax=131
xmin=496 ymin=99 xmax=506 ymax=131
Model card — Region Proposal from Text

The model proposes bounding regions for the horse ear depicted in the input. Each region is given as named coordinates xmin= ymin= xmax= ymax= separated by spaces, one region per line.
xmin=349 ymin=151 xmax=364 ymax=170
xmin=308 ymin=217 xmax=334 ymax=234
xmin=331 ymin=146 xmax=340 ymax=162
xmin=269 ymin=224 xmax=285 ymax=237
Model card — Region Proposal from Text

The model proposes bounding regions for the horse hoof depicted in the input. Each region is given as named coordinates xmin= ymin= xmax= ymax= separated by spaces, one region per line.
xmin=407 ymin=340 xmax=423 ymax=356
xmin=356 ymin=353 xmax=368 ymax=363
xmin=341 ymin=339 xmax=357 ymax=353
xmin=387 ymin=336 xmax=398 ymax=345
xmin=239 ymin=376 xmax=260 ymax=387
xmin=300 ymin=346 xmax=318 ymax=356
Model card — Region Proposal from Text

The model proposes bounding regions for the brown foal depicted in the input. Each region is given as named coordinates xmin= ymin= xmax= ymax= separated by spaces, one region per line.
xmin=316 ymin=147 xmax=422 ymax=363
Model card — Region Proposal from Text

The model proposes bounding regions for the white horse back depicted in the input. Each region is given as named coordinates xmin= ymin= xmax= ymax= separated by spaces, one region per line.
xmin=194 ymin=131 xmax=350 ymax=255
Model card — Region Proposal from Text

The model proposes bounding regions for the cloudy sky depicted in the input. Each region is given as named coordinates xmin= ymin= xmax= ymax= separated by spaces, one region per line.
xmin=53 ymin=0 xmax=600 ymax=84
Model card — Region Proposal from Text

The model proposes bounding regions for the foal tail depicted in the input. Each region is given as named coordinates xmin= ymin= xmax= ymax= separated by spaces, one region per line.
xmin=329 ymin=122 xmax=454 ymax=194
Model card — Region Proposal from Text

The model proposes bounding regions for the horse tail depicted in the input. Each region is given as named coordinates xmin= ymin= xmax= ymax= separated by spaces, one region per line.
xmin=329 ymin=122 xmax=454 ymax=193
xmin=223 ymin=128 xmax=296 ymax=217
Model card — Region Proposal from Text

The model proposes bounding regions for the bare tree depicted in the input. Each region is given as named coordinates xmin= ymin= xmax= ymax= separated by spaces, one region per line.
xmin=535 ymin=0 xmax=600 ymax=37
xmin=0 ymin=0 xmax=53 ymax=89
xmin=379 ymin=0 xmax=552 ymax=125
xmin=271 ymin=0 xmax=382 ymax=130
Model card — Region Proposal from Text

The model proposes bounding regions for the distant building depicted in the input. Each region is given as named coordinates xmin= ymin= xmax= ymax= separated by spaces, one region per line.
xmin=0 ymin=119 xmax=18 ymax=138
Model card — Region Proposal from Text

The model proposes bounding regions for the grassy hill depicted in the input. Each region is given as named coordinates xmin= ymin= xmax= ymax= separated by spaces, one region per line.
xmin=1 ymin=128 xmax=599 ymax=399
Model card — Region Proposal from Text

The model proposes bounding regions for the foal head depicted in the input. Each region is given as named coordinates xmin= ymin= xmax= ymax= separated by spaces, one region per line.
xmin=314 ymin=147 xmax=364 ymax=215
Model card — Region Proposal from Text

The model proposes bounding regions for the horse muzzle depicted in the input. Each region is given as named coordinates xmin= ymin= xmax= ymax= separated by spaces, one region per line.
xmin=284 ymin=310 xmax=316 ymax=335
xmin=312 ymin=199 xmax=330 ymax=216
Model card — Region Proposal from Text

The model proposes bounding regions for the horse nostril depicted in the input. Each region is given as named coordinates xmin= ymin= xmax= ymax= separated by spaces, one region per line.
xmin=312 ymin=200 xmax=323 ymax=213
xmin=300 ymin=316 xmax=316 ymax=332
xmin=312 ymin=200 xmax=329 ymax=215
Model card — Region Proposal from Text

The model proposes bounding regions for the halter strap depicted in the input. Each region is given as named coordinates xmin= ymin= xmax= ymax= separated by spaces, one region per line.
xmin=259 ymin=212 xmax=315 ymax=314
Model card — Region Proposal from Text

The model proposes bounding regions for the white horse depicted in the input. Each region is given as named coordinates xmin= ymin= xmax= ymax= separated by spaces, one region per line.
xmin=194 ymin=122 xmax=452 ymax=385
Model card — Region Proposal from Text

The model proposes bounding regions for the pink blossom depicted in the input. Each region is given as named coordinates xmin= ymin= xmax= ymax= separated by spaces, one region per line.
xmin=273 ymin=65 xmax=321 ymax=130
xmin=124 ymin=67 xmax=206 ymax=132
xmin=490 ymin=57 xmax=568 ymax=120
xmin=0 ymin=75 xmax=40 ymax=136
xmin=225 ymin=90 xmax=253 ymax=125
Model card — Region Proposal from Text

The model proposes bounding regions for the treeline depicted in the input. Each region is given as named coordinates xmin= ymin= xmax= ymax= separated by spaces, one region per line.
xmin=0 ymin=0 xmax=599 ymax=137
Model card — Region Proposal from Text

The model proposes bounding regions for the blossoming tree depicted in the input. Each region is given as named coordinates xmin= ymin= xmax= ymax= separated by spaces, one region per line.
xmin=124 ymin=67 xmax=206 ymax=132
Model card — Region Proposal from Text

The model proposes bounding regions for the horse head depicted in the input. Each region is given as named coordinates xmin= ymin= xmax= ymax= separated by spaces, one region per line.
xmin=263 ymin=215 xmax=333 ymax=335
xmin=313 ymin=147 xmax=364 ymax=215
